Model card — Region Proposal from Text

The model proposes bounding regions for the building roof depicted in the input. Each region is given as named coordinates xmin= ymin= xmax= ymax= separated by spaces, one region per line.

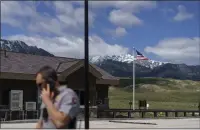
xmin=91 ymin=64 xmax=119 ymax=80
xmin=0 ymin=50 xmax=79 ymax=74
xmin=0 ymin=50 xmax=119 ymax=82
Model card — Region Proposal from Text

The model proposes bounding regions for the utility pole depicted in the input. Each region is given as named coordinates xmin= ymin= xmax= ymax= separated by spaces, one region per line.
xmin=84 ymin=0 xmax=89 ymax=129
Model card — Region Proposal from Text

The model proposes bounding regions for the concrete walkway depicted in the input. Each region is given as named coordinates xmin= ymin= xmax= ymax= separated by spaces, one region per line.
xmin=1 ymin=118 xmax=199 ymax=129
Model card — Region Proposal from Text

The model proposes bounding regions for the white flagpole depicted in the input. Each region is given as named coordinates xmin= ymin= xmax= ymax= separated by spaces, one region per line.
xmin=132 ymin=47 xmax=136 ymax=110
xmin=199 ymin=42 xmax=200 ymax=67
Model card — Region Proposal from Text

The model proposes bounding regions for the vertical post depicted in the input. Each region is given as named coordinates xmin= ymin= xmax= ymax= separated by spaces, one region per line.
xmin=132 ymin=47 xmax=136 ymax=110
xmin=175 ymin=112 xmax=178 ymax=117
xmin=192 ymin=112 xmax=195 ymax=116
xmin=141 ymin=112 xmax=145 ymax=118
xmin=184 ymin=112 xmax=186 ymax=117
xmin=84 ymin=0 xmax=89 ymax=129
xmin=0 ymin=110 xmax=1 ymax=129
xmin=165 ymin=112 xmax=168 ymax=117
xmin=154 ymin=112 xmax=157 ymax=117
xmin=198 ymin=102 xmax=200 ymax=117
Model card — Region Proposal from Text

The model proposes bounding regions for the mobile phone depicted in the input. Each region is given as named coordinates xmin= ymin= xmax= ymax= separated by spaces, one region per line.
xmin=45 ymin=78 xmax=56 ymax=92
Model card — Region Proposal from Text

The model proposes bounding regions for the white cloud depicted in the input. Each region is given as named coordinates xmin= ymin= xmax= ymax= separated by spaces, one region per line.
xmin=106 ymin=1 xmax=156 ymax=27
xmin=113 ymin=1 xmax=156 ymax=12
xmin=87 ymin=1 xmax=156 ymax=12
xmin=109 ymin=10 xmax=142 ymax=27
xmin=115 ymin=27 xmax=127 ymax=37
xmin=144 ymin=37 xmax=200 ymax=65
xmin=1 ymin=1 xmax=156 ymax=36
xmin=173 ymin=5 xmax=194 ymax=21
xmin=5 ymin=35 xmax=129 ymax=58
xmin=1 ymin=1 xmax=95 ymax=36
xmin=80 ymin=1 xmax=156 ymax=28
xmin=1 ymin=1 xmax=130 ymax=58
xmin=53 ymin=1 xmax=74 ymax=14
xmin=1 ymin=1 xmax=37 ymax=27
xmin=107 ymin=27 xmax=127 ymax=37
xmin=2 ymin=1 xmax=161 ymax=59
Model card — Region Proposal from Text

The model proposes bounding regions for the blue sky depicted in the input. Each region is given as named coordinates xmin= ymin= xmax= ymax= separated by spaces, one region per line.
xmin=1 ymin=1 xmax=200 ymax=64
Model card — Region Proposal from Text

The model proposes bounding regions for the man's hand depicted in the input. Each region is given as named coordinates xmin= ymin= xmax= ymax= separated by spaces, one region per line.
xmin=40 ymin=85 xmax=71 ymax=128
xmin=41 ymin=84 xmax=54 ymax=105
xmin=36 ymin=120 xmax=43 ymax=129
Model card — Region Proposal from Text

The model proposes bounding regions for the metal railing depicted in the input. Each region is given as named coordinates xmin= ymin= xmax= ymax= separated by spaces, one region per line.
xmin=97 ymin=109 xmax=200 ymax=118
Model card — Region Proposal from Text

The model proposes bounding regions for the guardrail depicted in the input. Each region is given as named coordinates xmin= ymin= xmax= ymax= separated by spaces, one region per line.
xmin=97 ymin=109 xmax=200 ymax=118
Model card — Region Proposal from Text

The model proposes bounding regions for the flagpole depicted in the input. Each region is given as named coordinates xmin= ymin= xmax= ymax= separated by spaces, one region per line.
xmin=132 ymin=47 xmax=136 ymax=110
xmin=199 ymin=42 xmax=200 ymax=68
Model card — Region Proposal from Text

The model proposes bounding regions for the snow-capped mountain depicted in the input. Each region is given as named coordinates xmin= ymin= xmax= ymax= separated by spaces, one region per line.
xmin=1 ymin=39 xmax=200 ymax=80
xmin=1 ymin=38 xmax=165 ymax=69
xmin=90 ymin=54 xmax=167 ymax=69
xmin=0 ymin=39 xmax=54 ymax=56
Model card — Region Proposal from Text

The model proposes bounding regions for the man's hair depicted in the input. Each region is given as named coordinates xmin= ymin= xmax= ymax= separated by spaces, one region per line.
xmin=36 ymin=65 xmax=58 ymax=81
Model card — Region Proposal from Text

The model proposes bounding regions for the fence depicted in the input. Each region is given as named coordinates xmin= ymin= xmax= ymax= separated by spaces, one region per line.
xmin=97 ymin=109 xmax=200 ymax=118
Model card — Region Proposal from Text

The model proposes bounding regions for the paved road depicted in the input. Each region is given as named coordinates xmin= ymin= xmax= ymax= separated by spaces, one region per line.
xmin=1 ymin=118 xmax=199 ymax=129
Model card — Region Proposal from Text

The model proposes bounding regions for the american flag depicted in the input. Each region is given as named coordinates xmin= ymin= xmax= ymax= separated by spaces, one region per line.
xmin=136 ymin=50 xmax=148 ymax=60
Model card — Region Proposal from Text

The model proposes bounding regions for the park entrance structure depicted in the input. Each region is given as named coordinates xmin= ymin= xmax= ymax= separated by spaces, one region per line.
xmin=0 ymin=50 xmax=119 ymax=120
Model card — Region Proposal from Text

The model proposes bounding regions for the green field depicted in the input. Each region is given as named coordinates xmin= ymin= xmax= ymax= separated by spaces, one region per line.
xmin=109 ymin=78 xmax=200 ymax=110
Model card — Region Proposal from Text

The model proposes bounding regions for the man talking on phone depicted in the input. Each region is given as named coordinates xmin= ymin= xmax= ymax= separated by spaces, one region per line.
xmin=35 ymin=66 xmax=80 ymax=129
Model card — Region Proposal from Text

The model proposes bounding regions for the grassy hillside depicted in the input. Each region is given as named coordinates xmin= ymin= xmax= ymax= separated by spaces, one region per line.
xmin=109 ymin=78 xmax=200 ymax=110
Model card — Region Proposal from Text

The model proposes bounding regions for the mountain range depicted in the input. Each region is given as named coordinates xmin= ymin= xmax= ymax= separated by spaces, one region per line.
xmin=1 ymin=39 xmax=200 ymax=80
xmin=90 ymin=55 xmax=166 ymax=69
xmin=0 ymin=39 xmax=53 ymax=56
